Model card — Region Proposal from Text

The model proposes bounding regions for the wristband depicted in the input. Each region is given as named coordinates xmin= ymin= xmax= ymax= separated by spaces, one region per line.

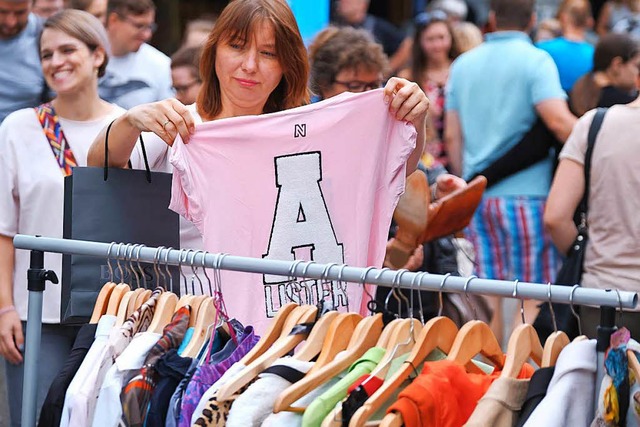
xmin=0 ymin=305 xmax=16 ymax=317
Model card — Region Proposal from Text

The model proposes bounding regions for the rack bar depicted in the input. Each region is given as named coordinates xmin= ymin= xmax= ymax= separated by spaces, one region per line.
xmin=13 ymin=235 xmax=638 ymax=309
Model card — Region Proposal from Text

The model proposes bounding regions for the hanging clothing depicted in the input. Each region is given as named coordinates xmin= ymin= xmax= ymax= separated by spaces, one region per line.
xmin=302 ymin=347 xmax=386 ymax=427
xmin=179 ymin=324 xmax=258 ymax=427
xmin=92 ymin=331 xmax=163 ymax=427
xmin=514 ymin=367 xmax=555 ymax=427
xmin=386 ymin=358 xmax=534 ymax=427
xmin=226 ymin=358 xmax=313 ymax=427
xmin=464 ymin=376 xmax=531 ymax=427
xmin=169 ymin=89 xmax=416 ymax=333
xmin=66 ymin=290 xmax=159 ymax=427
xmin=121 ymin=306 xmax=191 ymax=427
xmin=59 ymin=315 xmax=116 ymax=427
xmin=37 ymin=323 xmax=97 ymax=427
xmin=144 ymin=349 xmax=193 ymax=427
xmin=523 ymin=339 xmax=597 ymax=427
xmin=190 ymin=362 xmax=248 ymax=426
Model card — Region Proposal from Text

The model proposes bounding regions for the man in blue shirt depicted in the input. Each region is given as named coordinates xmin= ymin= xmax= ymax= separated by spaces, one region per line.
xmin=444 ymin=0 xmax=577 ymax=342
xmin=537 ymin=0 xmax=595 ymax=93
xmin=0 ymin=0 xmax=46 ymax=124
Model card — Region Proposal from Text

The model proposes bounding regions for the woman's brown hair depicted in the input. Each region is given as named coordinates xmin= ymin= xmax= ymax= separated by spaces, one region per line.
xmin=197 ymin=0 xmax=309 ymax=120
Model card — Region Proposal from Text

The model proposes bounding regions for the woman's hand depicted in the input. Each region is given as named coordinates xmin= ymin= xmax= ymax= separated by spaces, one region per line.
xmin=383 ymin=77 xmax=429 ymax=128
xmin=125 ymin=98 xmax=196 ymax=146
xmin=0 ymin=308 xmax=23 ymax=364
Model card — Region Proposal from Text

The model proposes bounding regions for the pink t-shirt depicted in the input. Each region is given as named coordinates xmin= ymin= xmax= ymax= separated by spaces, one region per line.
xmin=169 ymin=89 xmax=416 ymax=332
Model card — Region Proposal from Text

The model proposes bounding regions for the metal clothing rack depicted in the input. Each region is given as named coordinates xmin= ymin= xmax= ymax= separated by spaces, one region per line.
xmin=13 ymin=234 xmax=638 ymax=426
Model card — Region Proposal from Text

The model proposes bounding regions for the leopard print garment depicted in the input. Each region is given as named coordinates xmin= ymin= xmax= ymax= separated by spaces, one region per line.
xmin=192 ymin=383 xmax=251 ymax=427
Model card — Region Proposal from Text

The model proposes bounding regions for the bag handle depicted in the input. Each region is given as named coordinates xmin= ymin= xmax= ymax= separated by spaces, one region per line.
xmin=577 ymin=107 xmax=608 ymax=225
xmin=104 ymin=119 xmax=152 ymax=183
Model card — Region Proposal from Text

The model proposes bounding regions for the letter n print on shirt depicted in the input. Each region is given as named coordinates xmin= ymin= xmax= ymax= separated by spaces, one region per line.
xmin=262 ymin=152 xmax=346 ymax=317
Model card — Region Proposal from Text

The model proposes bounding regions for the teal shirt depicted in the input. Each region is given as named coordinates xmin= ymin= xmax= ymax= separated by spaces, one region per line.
xmin=446 ymin=31 xmax=566 ymax=197
xmin=302 ymin=347 xmax=386 ymax=427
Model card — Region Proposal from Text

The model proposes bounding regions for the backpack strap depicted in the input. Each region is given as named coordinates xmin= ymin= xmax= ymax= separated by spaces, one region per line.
xmin=35 ymin=103 xmax=78 ymax=176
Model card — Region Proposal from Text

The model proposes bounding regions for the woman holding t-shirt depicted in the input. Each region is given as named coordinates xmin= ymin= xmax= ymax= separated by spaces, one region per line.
xmin=87 ymin=0 xmax=428 ymax=177
xmin=0 ymin=10 xmax=124 ymax=425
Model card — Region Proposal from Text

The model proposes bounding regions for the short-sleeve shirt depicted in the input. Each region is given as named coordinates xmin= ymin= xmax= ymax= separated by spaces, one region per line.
xmin=446 ymin=31 xmax=566 ymax=197
xmin=559 ymin=105 xmax=640 ymax=294
xmin=0 ymin=105 xmax=125 ymax=322
xmin=169 ymin=89 xmax=416 ymax=333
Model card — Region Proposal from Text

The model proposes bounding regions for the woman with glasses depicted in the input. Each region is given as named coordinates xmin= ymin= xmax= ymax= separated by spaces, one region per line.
xmin=308 ymin=26 xmax=387 ymax=100
xmin=399 ymin=10 xmax=461 ymax=170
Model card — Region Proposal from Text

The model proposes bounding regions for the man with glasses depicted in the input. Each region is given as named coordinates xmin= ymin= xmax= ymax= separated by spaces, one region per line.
xmin=99 ymin=0 xmax=173 ymax=109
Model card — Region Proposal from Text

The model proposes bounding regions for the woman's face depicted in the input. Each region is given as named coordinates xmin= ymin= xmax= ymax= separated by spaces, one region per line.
xmin=321 ymin=66 xmax=383 ymax=100
xmin=616 ymin=54 xmax=640 ymax=91
xmin=40 ymin=28 xmax=104 ymax=95
xmin=420 ymin=21 xmax=452 ymax=61
xmin=214 ymin=20 xmax=284 ymax=118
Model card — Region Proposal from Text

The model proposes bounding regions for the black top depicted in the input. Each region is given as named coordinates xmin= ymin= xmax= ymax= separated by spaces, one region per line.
xmin=145 ymin=349 xmax=193 ymax=427
xmin=514 ymin=366 xmax=555 ymax=427
xmin=598 ymin=86 xmax=637 ymax=109
xmin=37 ymin=323 xmax=97 ymax=427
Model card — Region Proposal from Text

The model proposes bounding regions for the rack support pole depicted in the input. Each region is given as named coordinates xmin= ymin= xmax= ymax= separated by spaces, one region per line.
xmin=22 ymin=249 xmax=58 ymax=427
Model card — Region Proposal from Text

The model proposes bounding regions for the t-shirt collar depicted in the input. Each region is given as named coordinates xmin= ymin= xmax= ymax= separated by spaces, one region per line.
xmin=485 ymin=31 xmax=532 ymax=44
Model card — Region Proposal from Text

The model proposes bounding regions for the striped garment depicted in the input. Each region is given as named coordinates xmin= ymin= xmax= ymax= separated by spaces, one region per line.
xmin=35 ymin=103 xmax=77 ymax=176
xmin=465 ymin=196 xmax=560 ymax=284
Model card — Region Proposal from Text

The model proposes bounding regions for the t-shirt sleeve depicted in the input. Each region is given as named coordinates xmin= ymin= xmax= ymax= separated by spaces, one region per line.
xmin=0 ymin=121 xmax=19 ymax=237
xmin=558 ymin=109 xmax=595 ymax=166
xmin=168 ymin=139 xmax=204 ymax=233
xmin=531 ymin=51 xmax=567 ymax=105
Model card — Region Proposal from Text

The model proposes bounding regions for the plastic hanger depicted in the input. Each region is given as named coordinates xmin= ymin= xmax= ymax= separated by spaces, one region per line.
xmin=148 ymin=247 xmax=178 ymax=334
xmin=273 ymin=313 xmax=383 ymax=413
xmin=446 ymin=276 xmax=504 ymax=370
xmin=90 ymin=242 xmax=119 ymax=324
xmin=501 ymin=279 xmax=543 ymax=377
xmin=541 ymin=282 xmax=569 ymax=367
xmin=216 ymin=304 xmax=319 ymax=401
xmin=106 ymin=244 xmax=131 ymax=316
xmin=352 ymin=272 xmax=458 ymax=427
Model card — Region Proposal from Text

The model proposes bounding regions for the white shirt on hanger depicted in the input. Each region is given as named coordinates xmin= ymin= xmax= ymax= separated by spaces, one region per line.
xmin=60 ymin=315 xmax=116 ymax=427
xmin=524 ymin=339 xmax=597 ymax=427
xmin=91 ymin=331 xmax=162 ymax=427
xmin=226 ymin=357 xmax=314 ymax=427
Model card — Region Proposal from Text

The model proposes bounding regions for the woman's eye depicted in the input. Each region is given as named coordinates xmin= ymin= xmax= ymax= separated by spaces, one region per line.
xmin=261 ymin=51 xmax=277 ymax=58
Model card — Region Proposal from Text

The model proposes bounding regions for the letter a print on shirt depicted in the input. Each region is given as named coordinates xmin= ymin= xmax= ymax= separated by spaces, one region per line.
xmin=262 ymin=152 xmax=346 ymax=317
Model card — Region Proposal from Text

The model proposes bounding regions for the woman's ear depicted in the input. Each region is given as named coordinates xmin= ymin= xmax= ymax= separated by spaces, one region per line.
xmin=608 ymin=56 xmax=624 ymax=77
xmin=93 ymin=47 xmax=106 ymax=74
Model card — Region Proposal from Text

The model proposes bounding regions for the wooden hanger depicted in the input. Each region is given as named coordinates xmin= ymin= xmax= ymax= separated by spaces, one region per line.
xmin=380 ymin=412 xmax=404 ymax=427
xmin=323 ymin=319 xmax=423 ymax=427
xmin=187 ymin=295 xmax=208 ymax=328
xmin=308 ymin=312 xmax=362 ymax=375
xmin=115 ymin=290 xmax=135 ymax=327
xmin=542 ymin=331 xmax=570 ymax=368
xmin=216 ymin=305 xmax=319 ymax=401
xmin=375 ymin=318 xmax=404 ymax=349
xmin=181 ymin=296 xmax=216 ymax=358
xmin=352 ymin=316 xmax=459 ymax=427
xmin=273 ymin=313 xmax=384 ymax=413
xmin=501 ymin=323 xmax=543 ymax=378
xmin=89 ymin=282 xmax=116 ymax=324
xmin=133 ymin=289 xmax=152 ymax=312
xmin=238 ymin=302 xmax=298 ymax=365
xmin=294 ymin=310 xmax=340 ymax=362
xmin=175 ymin=294 xmax=195 ymax=311
xmin=105 ymin=283 xmax=130 ymax=316
xmin=147 ymin=291 xmax=178 ymax=334
xmin=446 ymin=320 xmax=504 ymax=371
